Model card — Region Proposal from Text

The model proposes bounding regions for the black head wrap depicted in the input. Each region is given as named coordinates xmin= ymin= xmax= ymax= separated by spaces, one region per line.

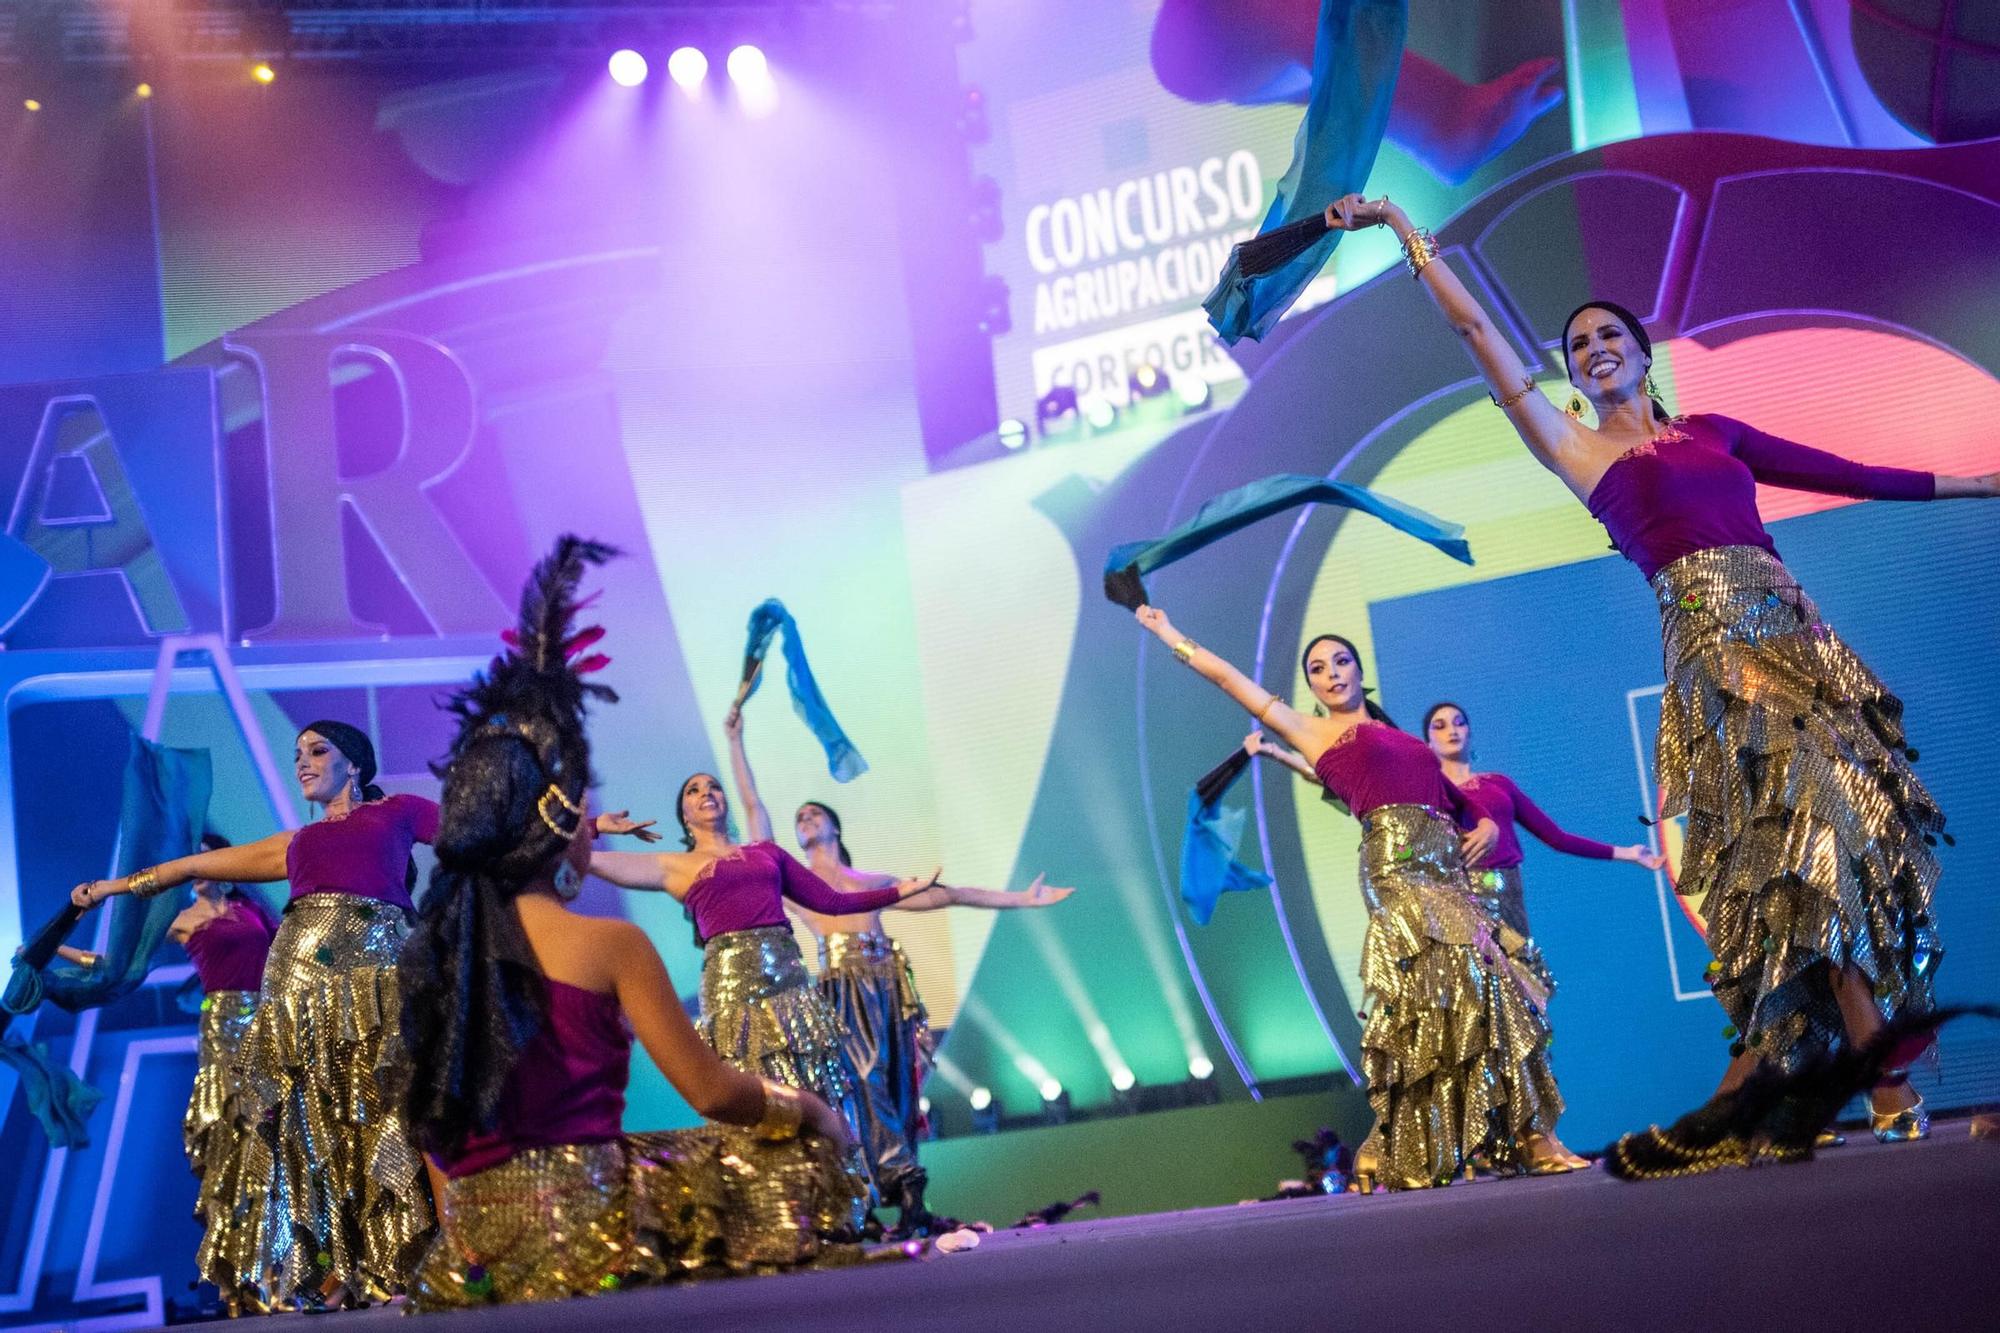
xmin=393 ymin=535 xmax=619 ymax=1161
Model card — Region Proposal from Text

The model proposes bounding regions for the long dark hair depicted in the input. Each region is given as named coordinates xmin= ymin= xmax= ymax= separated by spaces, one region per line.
xmin=1563 ymin=299 xmax=1673 ymax=423
xmin=396 ymin=537 xmax=617 ymax=1161
xmin=799 ymin=801 xmax=852 ymax=866
xmin=1301 ymin=633 xmax=1396 ymax=728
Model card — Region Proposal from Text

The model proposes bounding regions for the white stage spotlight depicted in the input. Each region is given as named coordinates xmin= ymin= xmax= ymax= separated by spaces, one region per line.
xmin=667 ymin=47 xmax=708 ymax=93
xmin=608 ymin=49 xmax=649 ymax=88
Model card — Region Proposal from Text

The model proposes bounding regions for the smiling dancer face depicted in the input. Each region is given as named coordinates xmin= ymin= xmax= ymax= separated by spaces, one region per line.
xmin=678 ymin=771 xmax=730 ymax=846
xmin=1301 ymin=634 xmax=1367 ymax=716
xmin=1563 ymin=302 xmax=1653 ymax=416
xmin=1424 ymin=703 xmax=1470 ymax=763
xmin=294 ymin=729 xmax=365 ymax=809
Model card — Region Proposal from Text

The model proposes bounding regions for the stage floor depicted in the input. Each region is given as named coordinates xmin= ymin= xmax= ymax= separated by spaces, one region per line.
xmin=344 ymin=1119 xmax=1998 ymax=1332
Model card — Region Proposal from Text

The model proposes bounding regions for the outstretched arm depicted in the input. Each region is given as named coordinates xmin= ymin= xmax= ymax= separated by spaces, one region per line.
xmin=1136 ymin=605 xmax=1331 ymax=761
xmin=722 ymin=704 xmax=774 ymax=844
xmin=1502 ymin=777 xmax=1617 ymax=860
xmin=589 ymin=850 xmax=678 ymax=897
xmin=893 ymin=872 xmax=1075 ymax=913
xmin=1722 ymin=418 xmax=1997 ymax=501
xmin=72 ymin=832 xmax=293 ymax=908
xmin=777 ymin=852 xmax=933 ymax=915
xmin=1324 ymin=194 xmax=1576 ymax=473
xmin=1245 ymin=731 xmax=1323 ymax=784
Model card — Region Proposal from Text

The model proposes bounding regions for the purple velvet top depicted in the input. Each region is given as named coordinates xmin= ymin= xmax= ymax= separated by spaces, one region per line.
xmin=284 ymin=794 xmax=438 ymax=911
xmin=685 ymin=841 xmax=901 ymax=943
xmin=183 ymin=899 xmax=276 ymax=993
xmin=1586 ymin=413 xmax=1934 ymax=581
xmin=441 ymin=979 xmax=631 ymax=1178
xmin=1462 ymin=772 xmax=1615 ymax=872
xmin=1311 ymin=722 xmax=1482 ymax=827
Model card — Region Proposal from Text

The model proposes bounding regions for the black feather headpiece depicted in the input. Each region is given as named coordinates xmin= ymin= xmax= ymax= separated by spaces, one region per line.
xmin=395 ymin=535 xmax=621 ymax=1160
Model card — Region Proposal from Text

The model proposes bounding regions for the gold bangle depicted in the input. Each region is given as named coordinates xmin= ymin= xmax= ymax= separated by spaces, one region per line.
xmin=1401 ymin=227 xmax=1439 ymax=277
xmin=755 ymin=1079 xmax=804 ymax=1141
xmin=125 ymin=867 xmax=165 ymax=899
xmin=1172 ymin=639 xmax=1197 ymax=664
xmin=1489 ymin=378 xmax=1536 ymax=410
xmin=1256 ymin=695 xmax=1281 ymax=725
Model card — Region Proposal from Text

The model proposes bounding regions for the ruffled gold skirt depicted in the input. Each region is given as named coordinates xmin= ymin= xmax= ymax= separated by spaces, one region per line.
xmin=185 ymin=990 xmax=265 ymax=1294
xmin=1357 ymin=805 xmax=1561 ymax=1189
xmin=409 ymin=1130 xmax=863 ymax=1310
xmin=1652 ymin=546 xmax=1944 ymax=1071
xmin=818 ymin=932 xmax=935 ymax=1207
xmin=1466 ymin=865 xmax=1554 ymax=997
xmin=237 ymin=894 xmax=435 ymax=1302
xmin=699 ymin=926 xmax=873 ymax=1219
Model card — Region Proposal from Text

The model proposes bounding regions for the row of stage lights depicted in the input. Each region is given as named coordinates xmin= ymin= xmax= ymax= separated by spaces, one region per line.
xmin=606 ymin=44 xmax=775 ymax=108
xmin=997 ymin=363 xmax=1215 ymax=451
xmin=954 ymin=1054 xmax=1219 ymax=1132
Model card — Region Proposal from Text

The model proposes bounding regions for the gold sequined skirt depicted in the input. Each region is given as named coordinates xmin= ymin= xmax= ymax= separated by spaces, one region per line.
xmin=185 ymin=990 xmax=265 ymax=1293
xmin=818 ymin=932 xmax=935 ymax=1205
xmin=409 ymin=1130 xmax=863 ymax=1310
xmin=1466 ymin=865 xmax=1554 ymax=997
xmin=1356 ymin=805 xmax=1561 ymax=1189
xmin=1652 ymin=546 xmax=1944 ymax=1071
xmin=236 ymin=894 xmax=435 ymax=1301
xmin=699 ymin=926 xmax=873 ymax=1217
xmin=700 ymin=927 xmax=857 ymax=1105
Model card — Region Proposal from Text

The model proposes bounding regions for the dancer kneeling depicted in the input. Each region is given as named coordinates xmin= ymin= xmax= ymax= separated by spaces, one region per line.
xmin=396 ymin=539 xmax=864 ymax=1309
xmin=1138 ymin=609 xmax=1576 ymax=1188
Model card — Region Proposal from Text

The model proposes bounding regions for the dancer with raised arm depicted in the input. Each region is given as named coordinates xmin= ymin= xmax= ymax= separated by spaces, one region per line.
xmin=720 ymin=701 xmax=1072 ymax=1234
xmin=1136 ymin=616 xmax=1577 ymax=1189
xmin=395 ymin=538 xmax=863 ymax=1308
xmin=1316 ymin=190 xmax=1999 ymax=1164
xmin=72 ymin=724 xmax=436 ymax=1307
xmin=588 ymin=710 xmax=936 ymax=1216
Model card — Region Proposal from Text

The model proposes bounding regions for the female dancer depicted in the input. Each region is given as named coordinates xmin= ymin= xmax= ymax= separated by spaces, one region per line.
xmin=1423 ymin=701 xmax=1662 ymax=947
xmin=1319 ymin=190 xmax=1999 ymax=1155
xmin=586 ymin=719 xmax=936 ymax=1214
xmin=397 ymin=538 xmax=862 ymax=1308
xmin=1136 ymin=618 xmax=1575 ymax=1188
xmin=64 ymin=836 xmax=278 ymax=1309
xmin=73 ymin=721 xmax=436 ymax=1306
xmin=721 ymin=703 xmax=1073 ymax=1233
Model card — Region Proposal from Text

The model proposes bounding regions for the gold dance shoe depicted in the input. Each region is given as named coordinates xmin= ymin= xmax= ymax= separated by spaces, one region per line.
xmin=1870 ymin=1094 xmax=1929 ymax=1144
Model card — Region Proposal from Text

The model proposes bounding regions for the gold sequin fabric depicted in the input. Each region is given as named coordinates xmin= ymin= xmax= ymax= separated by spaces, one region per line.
xmin=1652 ymin=545 xmax=1944 ymax=1071
xmin=818 ymin=932 xmax=935 ymax=1207
xmin=699 ymin=926 xmax=873 ymax=1218
xmin=186 ymin=990 xmax=266 ymax=1294
xmin=1356 ymin=805 xmax=1561 ymax=1189
xmin=1466 ymin=866 xmax=1555 ymax=997
xmin=236 ymin=894 xmax=435 ymax=1302
xmin=409 ymin=1131 xmax=863 ymax=1310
